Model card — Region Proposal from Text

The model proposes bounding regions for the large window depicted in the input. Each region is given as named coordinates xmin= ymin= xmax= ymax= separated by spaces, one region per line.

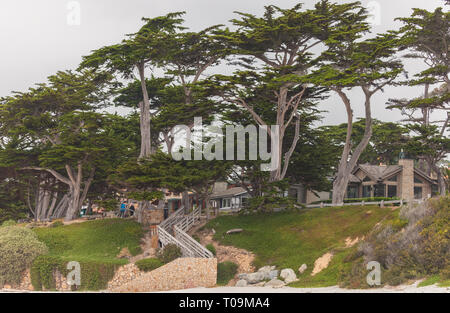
xmin=374 ymin=184 xmax=386 ymax=197
xmin=387 ymin=185 xmax=397 ymax=198
xmin=347 ymin=185 xmax=359 ymax=199
xmin=362 ymin=185 xmax=371 ymax=198
xmin=414 ymin=187 xmax=423 ymax=199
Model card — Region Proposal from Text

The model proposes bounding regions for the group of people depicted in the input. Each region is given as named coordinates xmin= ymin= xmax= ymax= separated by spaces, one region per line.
xmin=119 ymin=202 xmax=136 ymax=218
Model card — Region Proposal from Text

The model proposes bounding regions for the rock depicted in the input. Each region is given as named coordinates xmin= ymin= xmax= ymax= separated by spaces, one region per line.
xmin=280 ymin=268 xmax=297 ymax=284
xmin=245 ymin=272 xmax=265 ymax=284
xmin=235 ymin=279 xmax=247 ymax=287
xmin=258 ymin=265 xmax=276 ymax=273
xmin=237 ymin=273 xmax=248 ymax=280
xmin=298 ymin=264 xmax=307 ymax=274
xmin=264 ymin=279 xmax=285 ymax=288
xmin=226 ymin=228 xmax=243 ymax=235
xmin=267 ymin=270 xmax=279 ymax=280
xmin=253 ymin=282 xmax=266 ymax=287
xmin=211 ymin=228 xmax=216 ymax=235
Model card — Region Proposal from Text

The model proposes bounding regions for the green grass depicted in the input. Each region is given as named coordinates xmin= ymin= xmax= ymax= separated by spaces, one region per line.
xmin=418 ymin=275 xmax=450 ymax=288
xmin=33 ymin=218 xmax=144 ymax=265
xmin=204 ymin=205 xmax=398 ymax=287
xmin=217 ymin=261 xmax=238 ymax=286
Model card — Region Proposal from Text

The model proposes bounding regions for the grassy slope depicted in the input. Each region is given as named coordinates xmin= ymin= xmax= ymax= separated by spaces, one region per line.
xmin=33 ymin=218 xmax=144 ymax=265
xmin=204 ymin=205 xmax=399 ymax=287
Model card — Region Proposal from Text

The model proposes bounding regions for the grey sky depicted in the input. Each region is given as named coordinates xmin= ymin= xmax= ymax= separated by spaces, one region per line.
xmin=0 ymin=0 xmax=447 ymax=126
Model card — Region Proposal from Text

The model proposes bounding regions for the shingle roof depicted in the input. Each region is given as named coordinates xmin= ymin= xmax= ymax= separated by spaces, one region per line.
xmin=210 ymin=187 xmax=248 ymax=199
xmin=355 ymin=164 xmax=402 ymax=181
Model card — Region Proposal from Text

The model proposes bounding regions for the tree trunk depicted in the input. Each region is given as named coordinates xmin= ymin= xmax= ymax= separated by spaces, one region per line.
xmin=332 ymin=88 xmax=373 ymax=205
xmin=137 ymin=63 xmax=152 ymax=159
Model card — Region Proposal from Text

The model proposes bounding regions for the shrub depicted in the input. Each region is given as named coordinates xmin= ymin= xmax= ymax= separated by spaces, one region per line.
xmin=341 ymin=196 xmax=450 ymax=287
xmin=31 ymin=256 xmax=120 ymax=291
xmin=1 ymin=219 xmax=17 ymax=227
xmin=135 ymin=258 xmax=164 ymax=272
xmin=156 ymin=244 xmax=182 ymax=264
xmin=217 ymin=261 xmax=238 ymax=285
xmin=206 ymin=244 xmax=217 ymax=256
xmin=0 ymin=226 xmax=48 ymax=286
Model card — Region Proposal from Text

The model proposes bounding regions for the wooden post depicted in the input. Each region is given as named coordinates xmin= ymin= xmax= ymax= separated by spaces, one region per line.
xmin=380 ymin=200 xmax=384 ymax=208
xmin=320 ymin=202 xmax=324 ymax=208
xmin=362 ymin=200 xmax=365 ymax=206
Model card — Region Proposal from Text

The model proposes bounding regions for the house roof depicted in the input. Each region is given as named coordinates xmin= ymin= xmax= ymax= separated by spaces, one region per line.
xmin=352 ymin=163 xmax=436 ymax=184
xmin=355 ymin=164 xmax=402 ymax=181
xmin=210 ymin=187 xmax=248 ymax=199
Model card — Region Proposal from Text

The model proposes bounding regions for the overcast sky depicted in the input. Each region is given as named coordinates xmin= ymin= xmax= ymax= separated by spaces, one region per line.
xmin=0 ymin=0 xmax=447 ymax=126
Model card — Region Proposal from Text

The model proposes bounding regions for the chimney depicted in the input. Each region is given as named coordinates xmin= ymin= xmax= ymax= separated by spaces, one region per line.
xmin=399 ymin=158 xmax=414 ymax=201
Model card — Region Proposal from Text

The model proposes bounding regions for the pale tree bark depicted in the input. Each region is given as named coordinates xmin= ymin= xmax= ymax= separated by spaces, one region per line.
xmin=332 ymin=87 xmax=373 ymax=205
xmin=23 ymin=163 xmax=95 ymax=221
xmin=137 ymin=62 xmax=152 ymax=159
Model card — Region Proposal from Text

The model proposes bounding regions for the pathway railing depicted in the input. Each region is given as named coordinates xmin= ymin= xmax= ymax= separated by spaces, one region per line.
xmin=157 ymin=206 xmax=213 ymax=258
xmin=304 ymin=198 xmax=424 ymax=209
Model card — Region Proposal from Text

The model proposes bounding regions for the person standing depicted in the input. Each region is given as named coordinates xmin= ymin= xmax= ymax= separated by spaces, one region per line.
xmin=119 ymin=202 xmax=126 ymax=218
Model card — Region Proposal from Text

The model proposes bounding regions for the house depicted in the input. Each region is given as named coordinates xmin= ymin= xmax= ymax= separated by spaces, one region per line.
xmin=210 ymin=183 xmax=250 ymax=211
xmin=345 ymin=158 xmax=438 ymax=201
xmin=210 ymin=181 xmax=329 ymax=211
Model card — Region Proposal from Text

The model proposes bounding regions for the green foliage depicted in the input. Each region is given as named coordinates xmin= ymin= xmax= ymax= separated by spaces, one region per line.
xmin=1 ymin=219 xmax=17 ymax=227
xmin=0 ymin=226 xmax=48 ymax=286
xmin=135 ymin=258 xmax=164 ymax=272
xmin=311 ymin=197 xmax=400 ymax=205
xmin=156 ymin=244 xmax=182 ymax=264
xmin=31 ymin=255 xmax=119 ymax=291
xmin=206 ymin=244 xmax=216 ymax=256
xmin=342 ymin=196 xmax=449 ymax=287
xmin=217 ymin=261 xmax=238 ymax=286
xmin=205 ymin=205 xmax=398 ymax=287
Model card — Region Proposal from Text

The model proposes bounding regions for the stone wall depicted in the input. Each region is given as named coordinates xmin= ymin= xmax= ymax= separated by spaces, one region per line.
xmin=110 ymin=258 xmax=217 ymax=292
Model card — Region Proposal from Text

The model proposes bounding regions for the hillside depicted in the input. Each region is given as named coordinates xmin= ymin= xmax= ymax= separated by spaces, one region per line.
xmin=202 ymin=205 xmax=399 ymax=287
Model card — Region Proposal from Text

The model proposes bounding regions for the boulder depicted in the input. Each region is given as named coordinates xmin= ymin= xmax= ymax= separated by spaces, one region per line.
xmin=298 ymin=264 xmax=307 ymax=274
xmin=267 ymin=270 xmax=279 ymax=280
xmin=245 ymin=271 xmax=265 ymax=284
xmin=280 ymin=268 xmax=297 ymax=284
xmin=235 ymin=279 xmax=248 ymax=287
xmin=264 ymin=278 xmax=285 ymax=288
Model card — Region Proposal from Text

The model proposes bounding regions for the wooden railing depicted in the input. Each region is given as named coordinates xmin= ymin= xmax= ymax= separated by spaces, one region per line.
xmin=156 ymin=206 xmax=213 ymax=258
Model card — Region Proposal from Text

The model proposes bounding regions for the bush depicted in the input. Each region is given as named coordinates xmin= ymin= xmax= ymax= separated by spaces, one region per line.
xmin=157 ymin=244 xmax=182 ymax=264
xmin=135 ymin=258 xmax=164 ymax=272
xmin=1 ymin=219 xmax=17 ymax=227
xmin=311 ymin=197 xmax=399 ymax=205
xmin=206 ymin=244 xmax=217 ymax=256
xmin=31 ymin=255 xmax=120 ymax=291
xmin=341 ymin=196 xmax=450 ymax=287
xmin=217 ymin=261 xmax=238 ymax=285
xmin=0 ymin=226 xmax=48 ymax=287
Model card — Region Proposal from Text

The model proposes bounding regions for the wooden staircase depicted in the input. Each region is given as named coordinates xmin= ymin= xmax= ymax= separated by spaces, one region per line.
xmin=157 ymin=207 xmax=213 ymax=258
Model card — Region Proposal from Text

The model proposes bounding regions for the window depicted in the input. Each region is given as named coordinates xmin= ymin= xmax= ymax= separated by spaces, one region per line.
xmin=414 ymin=187 xmax=423 ymax=199
xmin=362 ymin=185 xmax=371 ymax=198
xmin=388 ymin=175 xmax=398 ymax=182
xmin=363 ymin=176 xmax=372 ymax=182
xmin=347 ymin=185 xmax=359 ymax=199
xmin=414 ymin=176 xmax=423 ymax=184
xmin=374 ymin=184 xmax=386 ymax=197
xmin=388 ymin=185 xmax=397 ymax=198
